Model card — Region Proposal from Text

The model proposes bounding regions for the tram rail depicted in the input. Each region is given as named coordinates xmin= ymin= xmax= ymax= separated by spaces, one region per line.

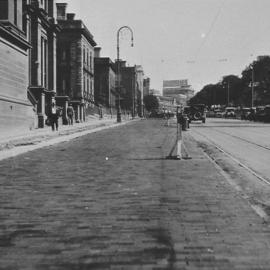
xmin=190 ymin=128 xmax=270 ymax=186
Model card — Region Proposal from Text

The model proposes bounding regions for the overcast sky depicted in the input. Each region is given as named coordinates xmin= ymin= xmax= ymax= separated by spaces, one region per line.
xmin=56 ymin=0 xmax=270 ymax=93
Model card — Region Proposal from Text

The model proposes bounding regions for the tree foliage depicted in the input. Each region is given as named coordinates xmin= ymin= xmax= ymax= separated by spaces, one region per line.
xmin=143 ymin=95 xmax=159 ymax=112
xmin=190 ymin=56 xmax=270 ymax=107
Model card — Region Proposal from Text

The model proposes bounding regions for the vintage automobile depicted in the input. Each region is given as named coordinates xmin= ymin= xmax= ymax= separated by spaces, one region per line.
xmin=240 ymin=107 xmax=253 ymax=120
xmin=253 ymin=106 xmax=265 ymax=122
xmin=254 ymin=105 xmax=270 ymax=122
xmin=214 ymin=109 xmax=225 ymax=118
xmin=206 ymin=110 xmax=216 ymax=118
xmin=264 ymin=105 xmax=270 ymax=122
xmin=184 ymin=104 xmax=206 ymax=123
xmin=224 ymin=107 xmax=236 ymax=118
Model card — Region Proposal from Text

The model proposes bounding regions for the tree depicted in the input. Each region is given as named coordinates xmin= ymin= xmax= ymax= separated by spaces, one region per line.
xmin=220 ymin=75 xmax=242 ymax=106
xmin=143 ymin=95 xmax=159 ymax=112
xmin=241 ymin=56 xmax=270 ymax=105
xmin=190 ymin=55 xmax=270 ymax=108
xmin=189 ymin=84 xmax=221 ymax=107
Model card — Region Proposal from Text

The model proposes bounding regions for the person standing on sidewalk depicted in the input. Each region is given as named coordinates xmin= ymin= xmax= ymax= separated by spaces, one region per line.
xmin=50 ymin=102 xmax=59 ymax=131
xmin=67 ymin=104 xmax=74 ymax=125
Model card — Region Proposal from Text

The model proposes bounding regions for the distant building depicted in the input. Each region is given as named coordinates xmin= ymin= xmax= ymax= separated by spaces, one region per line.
xmin=163 ymin=79 xmax=194 ymax=105
xmin=0 ymin=0 xmax=34 ymax=132
xmin=115 ymin=60 xmax=143 ymax=117
xmin=157 ymin=96 xmax=177 ymax=112
xmin=149 ymin=89 xmax=161 ymax=96
xmin=94 ymin=47 xmax=117 ymax=111
xmin=143 ymin=77 xmax=150 ymax=97
xmin=56 ymin=3 xmax=97 ymax=122
xmin=136 ymin=65 xmax=144 ymax=117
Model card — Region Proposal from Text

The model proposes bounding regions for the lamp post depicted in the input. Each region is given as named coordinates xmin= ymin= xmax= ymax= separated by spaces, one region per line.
xmin=222 ymin=81 xmax=230 ymax=106
xmin=227 ymin=81 xmax=230 ymax=106
xmin=251 ymin=65 xmax=254 ymax=108
xmin=116 ymin=26 xmax=134 ymax=122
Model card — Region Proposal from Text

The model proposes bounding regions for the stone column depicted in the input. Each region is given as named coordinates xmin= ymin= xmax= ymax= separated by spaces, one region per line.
xmin=75 ymin=104 xmax=80 ymax=123
xmin=38 ymin=91 xmax=45 ymax=128
xmin=48 ymin=30 xmax=57 ymax=94
xmin=80 ymin=104 xmax=84 ymax=122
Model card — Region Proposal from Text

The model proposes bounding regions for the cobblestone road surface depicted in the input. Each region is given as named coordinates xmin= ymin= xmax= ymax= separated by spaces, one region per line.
xmin=0 ymin=119 xmax=270 ymax=269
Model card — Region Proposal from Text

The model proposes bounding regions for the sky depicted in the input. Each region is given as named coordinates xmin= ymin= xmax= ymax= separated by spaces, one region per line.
xmin=56 ymin=0 xmax=270 ymax=93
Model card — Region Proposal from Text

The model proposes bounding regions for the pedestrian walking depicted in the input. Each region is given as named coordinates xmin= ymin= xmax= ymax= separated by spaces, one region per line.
xmin=50 ymin=102 xmax=59 ymax=131
xmin=67 ymin=104 xmax=74 ymax=125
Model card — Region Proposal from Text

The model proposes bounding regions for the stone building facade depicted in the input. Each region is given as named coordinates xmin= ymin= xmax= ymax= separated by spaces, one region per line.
xmin=135 ymin=65 xmax=144 ymax=117
xmin=163 ymin=79 xmax=194 ymax=105
xmin=56 ymin=3 xmax=97 ymax=122
xmin=143 ymin=77 xmax=150 ymax=97
xmin=27 ymin=0 xmax=60 ymax=128
xmin=117 ymin=61 xmax=143 ymax=117
xmin=94 ymin=48 xmax=116 ymax=111
xmin=0 ymin=0 xmax=35 ymax=133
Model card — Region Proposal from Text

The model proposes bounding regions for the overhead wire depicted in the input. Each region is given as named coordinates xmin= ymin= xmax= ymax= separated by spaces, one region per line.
xmin=193 ymin=0 xmax=226 ymax=61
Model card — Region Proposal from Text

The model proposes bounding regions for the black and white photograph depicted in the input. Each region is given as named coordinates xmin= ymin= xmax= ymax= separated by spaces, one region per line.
xmin=1 ymin=0 xmax=270 ymax=269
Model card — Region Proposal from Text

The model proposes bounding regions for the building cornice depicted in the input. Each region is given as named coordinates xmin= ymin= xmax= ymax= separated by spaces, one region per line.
xmin=26 ymin=4 xmax=60 ymax=33
xmin=95 ymin=57 xmax=116 ymax=72
xmin=0 ymin=23 xmax=31 ymax=51
xmin=58 ymin=20 xmax=97 ymax=47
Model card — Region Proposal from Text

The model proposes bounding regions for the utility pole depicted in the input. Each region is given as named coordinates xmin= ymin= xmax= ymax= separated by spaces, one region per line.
xmin=251 ymin=65 xmax=254 ymax=108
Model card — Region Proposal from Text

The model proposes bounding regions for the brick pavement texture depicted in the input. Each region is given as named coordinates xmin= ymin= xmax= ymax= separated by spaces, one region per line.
xmin=0 ymin=119 xmax=269 ymax=269
xmin=0 ymin=117 xmax=119 ymax=150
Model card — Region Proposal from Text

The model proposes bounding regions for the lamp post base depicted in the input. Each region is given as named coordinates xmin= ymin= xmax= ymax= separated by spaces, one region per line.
xmin=117 ymin=110 xmax=122 ymax=122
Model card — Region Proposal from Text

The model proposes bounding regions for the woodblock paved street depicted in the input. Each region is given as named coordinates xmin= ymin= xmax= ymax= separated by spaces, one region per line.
xmin=0 ymin=119 xmax=270 ymax=269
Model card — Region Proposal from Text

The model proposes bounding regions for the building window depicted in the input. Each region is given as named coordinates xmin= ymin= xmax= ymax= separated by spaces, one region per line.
xmin=90 ymin=79 xmax=93 ymax=94
xmin=40 ymin=0 xmax=48 ymax=12
xmin=83 ymin=46 xmax=86 ymax=64
xmin=62 ymin=79 xmax=66 ymax=93
xmin=22 ymin=0 xmax=27 ymax=32
xmin=90 ymin=52 xmax=92 ymax=70
xmin=62 ymin=50 xmax=66 ymax=61
xmin=14 ymin=0 xmax=17 ymax=25
xmin=0 ymin=0 xmax=8 ymax=20
xmin=41 ymin=36 xmax=48 ymax=88
xmin=44 ymin=0 xmax=48 ymax=13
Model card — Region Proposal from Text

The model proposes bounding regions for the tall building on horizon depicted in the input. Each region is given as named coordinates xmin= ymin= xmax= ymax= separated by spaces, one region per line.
xmin=163 ymin=79 xmax=194 ymax=105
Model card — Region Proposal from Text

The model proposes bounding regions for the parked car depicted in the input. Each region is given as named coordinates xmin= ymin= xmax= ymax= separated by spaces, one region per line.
xmin=149 ymin=110 xmax=163 ymax=118
xmin=206 ymin=110 xmax=216 ymax=118
xmin=254 ymin=106 xmax=265 ymax=121
xmin=215 ymin=109 xmax=225 ymax=118
xmin=224 ymin=107 xmax=236 ymax=118
xmin=184 ymin=104 xmax=206 ymax=123
xmin=263 ymin=105 xmax=270 ymax=122
xmin=254 ymin=105 xmax=270 ymax=122
xmin=240 ymin=107 xmax=252 ymax=120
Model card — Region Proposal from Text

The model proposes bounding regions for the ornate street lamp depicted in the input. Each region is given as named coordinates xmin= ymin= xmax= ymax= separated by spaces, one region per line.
xmin=116 ymin=26 xmax=134 ymax=122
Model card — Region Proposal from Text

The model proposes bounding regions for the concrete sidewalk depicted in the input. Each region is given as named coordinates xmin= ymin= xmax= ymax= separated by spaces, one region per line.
xmin=0 ymin=115 xmax=136 ymax=159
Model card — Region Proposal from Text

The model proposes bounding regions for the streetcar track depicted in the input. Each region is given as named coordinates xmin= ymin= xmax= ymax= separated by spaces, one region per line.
xmin=190 ymin=129 xmax=270 ymax=186
xmin=202 ymin=126 xmax=270 ymax=151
